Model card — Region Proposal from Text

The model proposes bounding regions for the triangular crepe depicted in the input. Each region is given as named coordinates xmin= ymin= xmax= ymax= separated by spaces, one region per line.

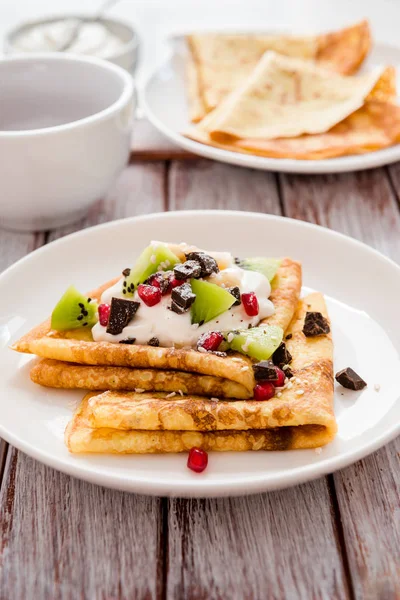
xmin=65 ymin=292 xmax=336 ymax=453
xmin=13 ymin=258 xmax=302 ymax=396
xmin=193 ymin=52 xmax=393 ymax=141
xmin=186 ymin=20 xmax=371 ymax=121
xmin=188 ymin=100 xmax=400 ymax=160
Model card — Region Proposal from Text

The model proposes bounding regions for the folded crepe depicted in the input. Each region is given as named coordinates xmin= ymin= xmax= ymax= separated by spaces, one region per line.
xmin=188 ymin=100 xmax=400 ymax=161
xmin=65 ymin=292 xmax=336 ymax=453
xmin=13 ymin=257 xmax=302 ymax=397
xmin=193 ymin=52 xmax=394 ymax=141
xmin=186 ymin=20 xmax=371 ymax=121
xmin=186 ymin=58 xmax=399 ymax=160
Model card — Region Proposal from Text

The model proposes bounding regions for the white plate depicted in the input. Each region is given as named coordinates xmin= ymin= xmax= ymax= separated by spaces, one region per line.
xmin=142 ymin=37 xmax=400 ymax=174
xmin=1 ymin=211 xmax=399 ymax=497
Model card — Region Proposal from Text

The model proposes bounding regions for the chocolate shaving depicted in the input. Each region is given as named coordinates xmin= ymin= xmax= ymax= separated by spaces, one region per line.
xmin=227 ymin=286 xmax=241 ymax=306
xmin=106 ymin=297 xmax=140 ymax=335
xmin=148 ymin=337 xmax=160 ymax=347
xmin=119 ymin=337 xmax=136 ymax=345
xmin=253 ymin=360 xmax=277 ymax=381
xmin=283 ymin=366 xmax=294 ymax=379
xmin=272 ymin=342 xmax=292 ymax=369
xmin=303 ymin=311 xmax=330 ymax=337
xmin=335 ymin=367 xmax=367 ymax=391
xmin=122 ymin=268 xmax=131 ymax=277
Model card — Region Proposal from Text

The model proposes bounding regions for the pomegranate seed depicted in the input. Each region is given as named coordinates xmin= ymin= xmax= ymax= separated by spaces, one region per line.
xmin=198 ymin=331 xmax=224 ymax=352
xmin=187 ymin=447 xmax=208 ymax=473
xmin=254 ymin=381 xmax=275 ymax=401
xmin=147 ymin=273 xmax=162 ymax=288
xmin=170 ymin=277 xmax=182 ymax=289
xmin=242 ymin=292 xmax=259 ymax=316
xmin=147 ymin=272 xmax=170 ymax=295
xmin=98 ymin=303 xmax=110 ymax=327
xmin=272 ymin=367 xmax=285 ymax=387
xmin=137 ymin=284 xmax=162 ymax=307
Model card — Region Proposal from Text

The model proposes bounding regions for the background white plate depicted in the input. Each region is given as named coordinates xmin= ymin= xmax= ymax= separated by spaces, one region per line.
xmin=142 ymin=38 xmax=400 ymax=173
xmin=0 ymin=210 xmax=399 ymax=497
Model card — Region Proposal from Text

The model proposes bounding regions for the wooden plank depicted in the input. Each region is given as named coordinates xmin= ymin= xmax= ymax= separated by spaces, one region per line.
xmin=0 ymin=230 xmax=45 ymax=486
xmin=166 ymin=160 xmax=350 ymax=600
xmin=0 ymin=163 xmax=166 ymax=600
xmin=280 ymin=167 xmax=400 ymax=600
xmin=169 ymin=159 xmax=282 ymax=213
xmin=0 ymin=451 xmax=162 ymax=600
xmin=168 ymin=486 xmax=349 ymax=600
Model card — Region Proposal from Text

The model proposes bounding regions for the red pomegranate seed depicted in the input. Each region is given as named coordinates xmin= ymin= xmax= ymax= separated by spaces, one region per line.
xmin=198 ymin=331 xmax=224 ymax=352
xmin=98 ymin=303 xmax=110 ymax=327
xmin=242 ymin=292 xmax=259 ymax=316
xmin=272 ymin=367 xmax=286 ymax=387
xmin=254 ymin=381 xmax=275 ymax=401
xmin=137 ymin=284 xmax=162 ymax=307
xmin=170 ymin=277 xmax=182 ymax=289
xmin=187 ymin=447 xmax=208 ymax=473
xmin=147 ymin=273 xmax=162 ymax=288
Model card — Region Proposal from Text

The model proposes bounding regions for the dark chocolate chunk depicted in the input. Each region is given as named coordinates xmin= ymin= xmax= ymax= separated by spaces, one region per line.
xmin=185 ymin=252 xmax=219 ymax=277
xmin=335 ymin=367 xmax=367 ymax=391
xmin=253 ymin=360 xmax=277 ymax=381
xmin=119 ymin=337 xmax=136 ymax=345
xmin=122 ymin=268 xmax=131 ymax=277
xmin=170 ymin=300 xmax=185 ymax=314
xmin=272 ymin=342 xmax=292 ymax=369
xmin=148 ymin=337 xmax=160 ymax=347
xmin=106 ymin=297 xmax=140 ymax=335
xmin=303 ymin=311 xmax=330 ymax=337
xmin=171 ymin=283 xmax=196 ymax=312
xmin=174 ymin=260 xmax=202 ymax=280
xmin=283 ymin=366 xmax=294 ymax=379
xmin=227 ymin=286 xmax=241 ymax=306
xmin=285 ymin=333 xmax=292 ymax=340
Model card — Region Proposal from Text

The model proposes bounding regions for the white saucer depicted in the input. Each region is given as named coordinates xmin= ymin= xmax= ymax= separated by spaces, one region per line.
xmin=0 ymin=211 xmax=399 ymax=497
xmin=142 ymin=37 xmax=400 ymax=173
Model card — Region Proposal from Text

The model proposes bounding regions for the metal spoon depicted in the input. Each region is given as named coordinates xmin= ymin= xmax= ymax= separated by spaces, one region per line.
xmin=57 ymin=0 xmax=122 ymax=52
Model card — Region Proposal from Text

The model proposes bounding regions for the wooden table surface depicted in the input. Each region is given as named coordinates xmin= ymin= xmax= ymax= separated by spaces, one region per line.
xmin=0 ymin=151 xmax=399 ymax=600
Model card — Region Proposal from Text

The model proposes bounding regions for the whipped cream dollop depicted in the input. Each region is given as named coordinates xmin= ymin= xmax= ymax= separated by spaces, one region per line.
xmin=92 ymin=253 xmax=275 ymax=348
xmin=13 ymin=19 xmax=125 ymax=58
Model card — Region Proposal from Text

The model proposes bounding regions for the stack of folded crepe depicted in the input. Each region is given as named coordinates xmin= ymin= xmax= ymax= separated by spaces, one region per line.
xmin=185 ymin=21 xmax=400 ymax=160
xmin=12 ymin=257 xmax=337 ymax=454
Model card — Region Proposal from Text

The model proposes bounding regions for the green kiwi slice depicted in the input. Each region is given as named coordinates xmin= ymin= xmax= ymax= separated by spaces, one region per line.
xmin=51 ymin=286 xmax=98 ymax=331
xmin=124 ymin=244 xmax=181 ymax=296
xmin=228 ymin=325 xmax=283 ymax=361
xmin=190 ymin=279 xmax=236 ymax=324
xmin=235 ymin=257 xmax=281 ymax=282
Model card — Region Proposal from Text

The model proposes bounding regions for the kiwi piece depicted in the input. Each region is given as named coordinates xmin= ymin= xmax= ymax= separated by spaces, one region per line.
xmin=190 ymin=279 xmax=236 ymax=324
xmin=235 ymin=257 xmax=281 ymax=282
xmin=51 ymin=286 xmax=98 ymax=331
xmin=229 ymin=325 xmax=283 ymax=361
xmin=124 ymin=244 xmax=181 ymax=296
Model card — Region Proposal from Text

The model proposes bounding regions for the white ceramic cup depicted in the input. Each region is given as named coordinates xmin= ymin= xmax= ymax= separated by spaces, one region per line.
xmin=0 ymin=54 xmax=134 ymax=231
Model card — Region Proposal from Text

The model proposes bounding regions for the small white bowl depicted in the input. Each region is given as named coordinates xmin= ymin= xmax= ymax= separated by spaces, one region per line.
xmin=4 ymin=15 xmax=139 ymax=73
xmin=0 ymin=54 xmax=134 ymax=231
